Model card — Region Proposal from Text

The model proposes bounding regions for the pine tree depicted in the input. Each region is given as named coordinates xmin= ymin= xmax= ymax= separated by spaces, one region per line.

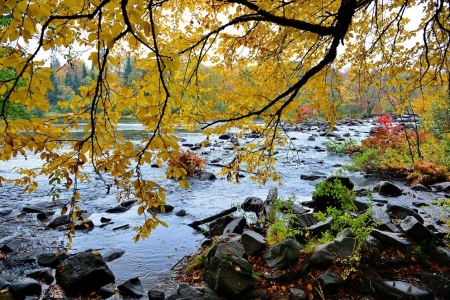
xmin=123 ymin=56 xmax=133 ymax=86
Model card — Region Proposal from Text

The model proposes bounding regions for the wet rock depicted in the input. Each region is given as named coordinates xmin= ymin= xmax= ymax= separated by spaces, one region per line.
xmin=208 ymin=215 xmax=234 ymax=236
xmin=263 ymin=270 xmax=297 ymax=283
xmin=175 ymin=209 xmax=186 ymax=216
xmin=218 ymin=133 xmax=233 ymax=140
xmin=260 ymin=187 xmax=278 ymax=222
xmin=117 ymin=277 xmax=145 ymax=297
xmin=314 ymin=145 xmax=326 ymax=152
xmin=208 ymin=240 xmax=246 ymax=262
xmin=387 ymin=204 xmax=424 ymax=223
xmin=370 ymin=229 xmax=412 ymax=249
xmin=0 ymin=279 xmax=11 ymax=290
xmin=382 ymin=281 xmax=432 ymax=299
xmin=430 ymin=182 xmax=450 ymax=193
xmin=317 ymin=270 xmax=344 ymax=294
xmin=370 ymin=206 xmax=400 ymax=232
xmin=8 ymin=278 xmax=41 ymax=299
xmin=306 ymin=136 xmax=315 ymax=141
xmin=0 ymin=208 xmax=12 ymax=216
xmin=105 ymin=206 xmax=128 ymax=213
xmin=75 ymin=218 xmax=94 ymax=230
xmin=55 ymin=252 xmax=115 ymax=292
xmin=103 ymin=249 xmax=125 ymax=262
xmin=223 ymin=216 xmax=246 ymax=235
xmin=300 ymin=173 xmax=326 ymax=181
xmin=310 ymin=228 xmax=356 ymax=267
xmin=420 ymin=273 xmax=450 ymax=299
xmin=97 ymin=283 xmax=116 ymax=298
xmin=100 ymin=217 xmax=112 ymax=223
xmin=37 ymin=211 xmax=54 ymax=220
xmin=293 ymin=214 xmax=318 ymax=229
xmin=428 ymin=246 xmax=450 ymax=267
xmin=196 ymin=171 xmax=216 ymax=181
xmin=240 ymin=230 xmax=267 ymax=255
xmin=241 ymin=197 xmax=263 ymax=213
xmin=290 ymin=288 xmax=307 ymax=300
xmin=373 ymin=181 xmax=402 ymax=196
xmin=412 ymin=184 xmax=431 ymax=192
xmin=120 ymin=199 xmax=137 ymax=208
xmin=148 ymin=289 xmax=165 ymax=300
xmin=400 ymin=216 xmax=441 ymax=243
xmin=9 ymin=253 xmax=36 ymax=265
xmin=0 ymin=238 xmax=21 ymax=253
xmin=37 ymin=252 xmax=68 ymax=268
xmin=148 ymin=204 xmax=174 ymax=213
xmin=47 ymin=215 xmax=70 ymax=228
xmin=26 ymin=268 xmax=54 ymax=285
xmin=166 ymin=283 xmax=219 ymax=300
xmin=308 ymin=216 xmax=333 ymax=237
xmin=263 ymin=238 xmax=302 ymax=270
xmin=22 ymin=204 xmax=48 ymax=214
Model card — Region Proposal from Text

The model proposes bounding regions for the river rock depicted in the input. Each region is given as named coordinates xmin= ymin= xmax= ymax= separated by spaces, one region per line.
xmin=120 ymin=199 xmax=138 ymax=208
xmin=310 ymin=228 xmax=356 ymax=267
xmin=373 ymin=181 xmax=402 ymax=196
xmin=370 ymin=229 xmax=412 ymax=249
xmin=105 ymin=206 xmax=128 ymax=213
xmin=240 ymin=230 xmax=267 ymax=255
xmin=148 ymin=289 xmax=165 ymax=300
xmin=47 ymin=215 xmax=70 ymax=228
xmin=8 ymin=278 xmax=41 ymax=298
xmin=196 ymin=171 xmax=216 ymax=181
xmin=400 ymin=216 xmax=441 ymax=243
xmin=175 ymin=209 xmax=186 ymax=216
xmin=0 ymin=208 xmax=12 ymax=216
xmin=26 ymin=268 xmax=54 ymax=284
xmin=0 ymin=279 xmax=10 ymax=290
xmin=290 ymin=288 xmax=307 ymax=300
xmin=293 ymin=214 xmax=318 ymax=229
xmin=209 ymin=215 xmax=234 ymax=236
xmin=260 ymin=187 xmax=278 ymax=222
xmin=300 ymin=173 xmax=326 ymax=181
xmin=382 ymin=281 xmax=432 ymax=299
xmin=22 ymin=203 xmax=48 ymax=214
xmin=37 ymin=252 xmax=68 ymax=268
xmin=97 ymin=283 xmax=116 ymax=298
xmin=241 ymin=197 xmax=263 ymax=213
xmin=55 ymin=252 xmax=115 ymax=292
xmin=370 ymin=206 xmax=400 ymax=232
xmin=428 ymin=246 xmax=450 ymax=267
xmin=263 ymin=238 xmax=302 ymax=270
xmin=412 ymin=183 xmax=431 ymax=192
xmin=430 ymin=182 xmax=450 ymax=193
xmin=387 ymin=204 xmax=424 ymax=223
xmin=317 ymin=270 xmax=344 ymax=294
xmin=166 ymin=283 xmax=219 ymax=300
xmin=420 ymin=273 xmax=450 ymax=299
xmin=223 ymin=216 xmax=246 ymax=235
xmin=103 ymin=249 xmax=125 ymax=262
xmin=118 ymin=277 xmax=145 ymax=297
xmin=308 ymin=216 xmax=333 ymax=237
xmin=0 ymin=238 xmax=21 ymax=253
xmin=37 ymin=211 xmax=55 ymax=220
xmin=218 ymin=133 xmax=233 ymax=140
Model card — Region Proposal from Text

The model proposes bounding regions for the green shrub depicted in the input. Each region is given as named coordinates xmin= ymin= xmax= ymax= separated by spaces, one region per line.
xmin=324 ymin=138 xmax=360 ymax=154
xmin=266 ymin=197 xmax=302 ymax=245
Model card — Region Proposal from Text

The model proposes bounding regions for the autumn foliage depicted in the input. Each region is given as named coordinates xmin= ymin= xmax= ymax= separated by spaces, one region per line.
xmin=167 ymin=150 xmax=206 ymax=178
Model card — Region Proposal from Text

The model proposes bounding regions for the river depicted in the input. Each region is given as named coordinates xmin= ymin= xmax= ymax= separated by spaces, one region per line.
xmin=0 ymin=120 xmax=374 ymax=294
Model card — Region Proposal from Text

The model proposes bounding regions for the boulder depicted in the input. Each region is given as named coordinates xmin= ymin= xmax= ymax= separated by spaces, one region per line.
xmin=8 ymin=278 xmax=42 ymax=299
xmin=370 ymin=229 xmax=412 ymax=249
xmin=430 ymin=182 xmax=450 ymax=193
xmin=148 ymin=289 xmax=165 ymax=300
xmin=240 ymin=230 xmax=267 ymax=255
xmin=241 ymin=197 xmax=263 ymax=213
xmin=175 ymin=209 xmax=186 ymax=216
xmin=382 ymin=281 xmax=433 ymax=299
xmin=290 ymin=288 xmax=308 ymax=300
xmin=218 ymin=133 xmax=233 ymax=140
xmin=47 ymin=215 xmax=70 ymax=228
xmin=26 ymin=268 xmax=54 ymax=284
xmin=399 ymin=216 xmax=441 ymax=243
xmin=22 ymin=203 xmax=48 ymax=214
xmin=260 ymin=187 xmax=278 ymax=222
xmin=373 ymin=181 xmax=402 ymax=196
xmin=0 ymin=238 xmax=21 ymax=253
xmin=308 ymin=217 xmax=333 ymax=237
xmin=263 ymin=238 xmax=302 ymax=270
xmin=412 ymin=184 xmax=431 ymax=192
xmin=370 ymin=206 xmax=400 ymax=232
xmin=117 ymin=277 xmax=145 ymax=297
xmin=428 ymin=246 xmax=450 ymax=267
xmin=300 ymin=173 xmax=326 ymax=181
xmin=37 ymin=252 xmax=69 ymax=268
xmin=55 ymin=252 xmax=115 ymax=292
xmin=310 ymin=228 xmax=356 ymax=267
xmin=386 ymin=204 xmax=424 ymax=223
xmin=103 ymin=249 xmax=125 ymax=262
xmin=223 ymin=216 xmax=246 ymax=235
xmin=120 ymin=199 xmax=138 ymax=208
xmin=208 ymin=215 xmax=234 ymax=236
xmin=292 ymin=214 xmax=318 ymax=229
xmin=97 ymin=283 xmax=116 ymax=298
xmin=317 ymin=270 xmax=344 ymax=294
xmin=105 ymin=206 xmax=128 ymax=213
xmin=166 ymin=283 xmax=219 ymax=300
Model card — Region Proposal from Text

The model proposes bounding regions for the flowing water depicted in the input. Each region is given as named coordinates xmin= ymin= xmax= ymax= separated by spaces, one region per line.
xmin=0 ymin=121 xmax=374 ymax=293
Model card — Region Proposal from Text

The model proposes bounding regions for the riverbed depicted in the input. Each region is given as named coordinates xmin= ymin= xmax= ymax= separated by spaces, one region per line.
xmin=1 ymin=121 xmax=380 ymax=293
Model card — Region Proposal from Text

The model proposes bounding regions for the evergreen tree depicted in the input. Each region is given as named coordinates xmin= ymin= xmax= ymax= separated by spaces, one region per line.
xmin=123 ymin=56 xmax=133 ymax=86
xmin=65 ymin=71 xmax=73 ymax=87
xmin=82 ymin=62 xmax=88 ymax=79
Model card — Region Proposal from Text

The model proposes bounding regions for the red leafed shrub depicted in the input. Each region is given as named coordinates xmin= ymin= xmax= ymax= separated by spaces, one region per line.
xmin=168 ymin=150 xmax=206 ymax=177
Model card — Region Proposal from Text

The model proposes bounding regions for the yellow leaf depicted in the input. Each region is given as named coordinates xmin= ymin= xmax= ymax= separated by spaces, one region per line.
xmin=91 ymin=251 xmax=101 ymax=256
xmin=179 ymin=180 xmax=189 ymax=189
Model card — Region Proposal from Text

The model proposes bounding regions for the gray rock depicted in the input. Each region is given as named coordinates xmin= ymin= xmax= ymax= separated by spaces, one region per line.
xmin=290 ymin=288 xmax=307 ymax=300
xmin=148 ymin=289 xmax=165 ymax=300
xmin=22 ymin=204 xmax=48 ymax=214
xmin=420 ymin=273 xmax=450 ymax=299
xmin=308 ymin=216 xmax=333 ymax=237
xmin=47 ymin=215 xmax=70 ymax=228
xmin=370 ymin=229 xmax=412 ymax=249
xmin=310 ymin=228 xmax=356 ymax=267
xmin=293 ymin=214 xmax=318 ymax=229
xmin=260 ymin=187 xmax=278 ymax=223
xmin=263 ymin=238 xmax=302 ymax=270
xmin=55 ymin=252 xmax=115 ymax=292
xmin=373 ymin=181 xmax=402 ymax=196
xmin=8 ymin=278 xmax=42 ymax=299
xmin=400 ymin=216 xmax=441 ymax=243
xmin=218 ymin=133 xmax=233 ymax=140
xmin=317 ymin=270 xmax=344 ymax=294
xmin=37 ymin=252 xmax=68 ymax=268
xmin=370 ymin=206 xmax=400 ymax=232
xmin=0 ymin=208 xmax=12 ymax=216
xmin=208 ymin=240 xmax=246 ymax=262
xmin=240 ymin=230 xmax=267 ymax=255
xmin=382 ymin=281 xmax=433 ymax=299
xmin=120 ymin=199 xmax=138 ymax=207
xmin=37 ymin=211 xmax=55 ymax=220
xmin=0 ymin=238 xmax=22 ymax=253
xmin=241 ymin=197 xmax=263 ymax=213
xmin=166 ymin=283 xmax=218 ymax=300
xmin=208 ymin=215 xmax=234 ymax=236
xmin=412 ymin=184 xmax=431 ymax=192
xmin=223 ymin=216 xmax=246 ymax=235
xmin=97 ymin=283 xmax=116 ymax=298
xmin=175 ymin=209 xmax=186 ymax=216
xmin=105 ymin=206 xmax=128 ymax=213
xmin=196 ymin=172 xmax=216 ymax=181
xmin=103 ymin=249 xmax=125 ymax=262
xmin=26 ymin=268 xmax=54 ymax=284
xmin=430 ymin=182 xmax=450 ymax=193
xmin=74 ymin=218 xmax=94 ymax=230
xmin=428 ymin=246 xmax=450 ymax=267
xmin=300 ymin=173 xmax=326 ymax=181
xmin=387 ymin=204 xmax=424 ymax=223
xmin=118 ymin=277 xmax=145 ymax=297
